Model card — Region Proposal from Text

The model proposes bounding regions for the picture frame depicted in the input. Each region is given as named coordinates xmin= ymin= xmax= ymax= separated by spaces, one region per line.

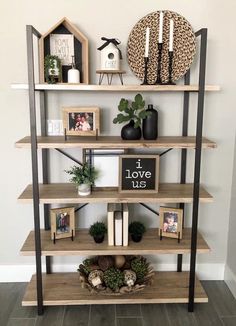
xmin=63 ymin=107 xmax=100 ymax=136
xmin=158 ymin=207 xmax=183 ymax=239
xmin=118 ymin=155 xmax=159 ymax=193
xmin=50 ymin=207 xmax=75 ymax=240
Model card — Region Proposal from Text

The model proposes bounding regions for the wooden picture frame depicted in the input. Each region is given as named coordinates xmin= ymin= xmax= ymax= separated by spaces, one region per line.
xmin=119 ymin=155 xmax=159 ymax=193
xmin=50 ymin=207 xmax=75 ymax=240
xmin=63 ymin=107 xmax=100 ymax=136
xmin=159 ymin=207 xmax=183 ymax=239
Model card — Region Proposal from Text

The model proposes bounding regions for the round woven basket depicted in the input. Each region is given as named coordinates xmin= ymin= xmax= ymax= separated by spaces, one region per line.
xmin=127 ymin=10 xmax=196 ymax=84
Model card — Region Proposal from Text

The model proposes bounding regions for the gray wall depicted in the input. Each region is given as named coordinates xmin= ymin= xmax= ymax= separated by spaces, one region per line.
xmin=225 ymin=134 xmax=236 ymax=294
xmin=1 ymin=0 xmax=236 ymax=280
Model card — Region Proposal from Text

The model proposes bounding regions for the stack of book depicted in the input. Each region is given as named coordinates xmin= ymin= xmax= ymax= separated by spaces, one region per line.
xmin=107 ymin=203 xmax=129 ymax=246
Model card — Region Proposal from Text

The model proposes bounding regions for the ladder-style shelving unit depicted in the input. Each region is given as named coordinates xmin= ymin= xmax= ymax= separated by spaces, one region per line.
xmin=13 ymin=25 xmax=220 ymax=315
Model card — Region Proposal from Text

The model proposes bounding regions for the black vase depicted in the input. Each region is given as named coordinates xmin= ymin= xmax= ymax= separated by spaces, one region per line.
xmin=121 ymin=120 xmax=142 ymax=140
xmin=93 ymin=234 xmax=105 ymax=243
xmin=143 ymin=104 xmax=158 ymax=140
xmin=131 ymin=233 xmax=143 ymax=243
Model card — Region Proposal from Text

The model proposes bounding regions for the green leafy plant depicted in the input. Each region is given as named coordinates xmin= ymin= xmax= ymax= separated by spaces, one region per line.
xmin=65 ymin=163 xmax=98 ymax=186
xmin=131 ymin=257 xmax=148 ymax=281
xmin=89 ymin=222 xmax=107 ymax=237
xmin=113 ymin=94 xmax=150 ymax=128
xmin=129 ymin=221 xmax=146 ymax=236
xmin=104 ymin=267 xmax=124 ymax=290
xmin=44 ymin=55 xmax=62 ymax=84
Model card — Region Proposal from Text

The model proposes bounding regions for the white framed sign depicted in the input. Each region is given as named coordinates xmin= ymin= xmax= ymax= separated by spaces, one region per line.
xmin=50 ymin=34 xmax=74 ymax=65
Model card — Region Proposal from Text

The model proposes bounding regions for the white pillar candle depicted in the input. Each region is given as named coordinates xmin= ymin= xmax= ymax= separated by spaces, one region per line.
xmin=158 ymin=11 xmax=164 ymax=43
xmin=144 ymin=27 xmax=150 ymax=57
xmin=169 ymin=19 xmax=174 ymax=52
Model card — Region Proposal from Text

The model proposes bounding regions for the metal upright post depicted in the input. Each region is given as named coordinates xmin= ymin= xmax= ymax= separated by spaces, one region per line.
xmin=177 ymin=70 xmax=191 ymax=272
xmin=40 ymin=91 xmax=51 ymax=274
xmin=26 ymin=25 xmax=44 ymax=315
xmin=188 ymin=28 xmax=208 ymax=312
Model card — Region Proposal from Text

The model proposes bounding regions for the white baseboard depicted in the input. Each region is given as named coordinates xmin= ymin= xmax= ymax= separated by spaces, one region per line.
xmin=0 ymin=263 xmax=225 ymax=282
xmin=224 ymin=264 xmax=236 ymax=299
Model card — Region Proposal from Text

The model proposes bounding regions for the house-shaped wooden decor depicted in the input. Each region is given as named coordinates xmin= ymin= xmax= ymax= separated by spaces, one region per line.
xmin=39 ymin=17 xmax=89 ymax=84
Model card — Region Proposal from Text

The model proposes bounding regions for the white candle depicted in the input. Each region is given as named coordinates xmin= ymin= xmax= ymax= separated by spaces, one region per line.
xmin=159 ymin=11 xmax=164 ymax=43
xmin=169 ymin=19 xmax=174 ymax=51
xmin=144 ymin=27 xmax=150 ymax=57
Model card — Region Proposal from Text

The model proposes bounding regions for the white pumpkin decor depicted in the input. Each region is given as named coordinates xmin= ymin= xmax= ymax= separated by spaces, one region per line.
xmin=97 ymin=37 xmax=122 ymax=70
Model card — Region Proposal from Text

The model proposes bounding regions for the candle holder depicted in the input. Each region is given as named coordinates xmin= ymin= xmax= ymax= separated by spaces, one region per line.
xmin=141 ymin=57 xmax=149 ymax=85
xmin=167 ymin=51 xmax=176 ymax=85
xmin=154 ymin=43 xmax=163 ymax=84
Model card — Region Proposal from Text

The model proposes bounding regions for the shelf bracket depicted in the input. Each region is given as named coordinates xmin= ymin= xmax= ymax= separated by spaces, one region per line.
xmin=160 ymin=148 xmax=173 ymax=157
xmin=55 ymin=149 xmax=83 ymax=166
xmin=139 ymin=203 xmax=159 ymax=216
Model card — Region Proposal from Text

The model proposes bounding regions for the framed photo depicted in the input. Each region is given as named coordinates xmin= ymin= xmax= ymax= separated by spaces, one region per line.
xmin=63 ymin=107 xmax=100 ymax=136
xmin=118 ymin=155 xmax=159 ymax=193
xmin=50 ymin=207 xmax=75 ymax=240
xmin=159 ymin=207 xmax=183 ymax=239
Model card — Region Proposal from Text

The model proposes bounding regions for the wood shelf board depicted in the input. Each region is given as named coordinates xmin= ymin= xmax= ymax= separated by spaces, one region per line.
xmin=22 ymin=272 xmax=208 ymax=306
xmin=20 ymin=228 xmax=210 ymax=256
xmin=18 ymin=183 xmax=213 ymax=204
xmin=11 ymin=83 xmax=220 ymax=92
xmin=15 ymin=136 xmax=217 ymax=150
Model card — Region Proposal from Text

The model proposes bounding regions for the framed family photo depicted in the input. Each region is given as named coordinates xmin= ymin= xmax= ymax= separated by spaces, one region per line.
xmin=159 ymin=207 xmax=183 ymax=239
xmin=63 ymin=107 xmax=100 ymax=136
xmin=50 ymin=207 xmax=75 ymax=240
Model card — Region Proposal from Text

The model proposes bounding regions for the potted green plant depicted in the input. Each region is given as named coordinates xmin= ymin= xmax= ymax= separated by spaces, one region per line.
xmin=113 ymin=94 xmax=150 ymax=140
xmin=65 ymin=163 xmax=98 ymax=196
xmin=128 ymin=221 xmax=146 ymax=242
xmin=44 ymin=54 xmax=62 ymax=84
xmin=89 ymin=221 xmax=107 ymax=243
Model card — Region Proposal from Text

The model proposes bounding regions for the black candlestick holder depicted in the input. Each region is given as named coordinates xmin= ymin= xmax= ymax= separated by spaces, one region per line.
xmin=141 ymin=57 xmax=149 ymax=85
xmin=167 ymin=50 xmax=176 ymax=85
xmin=154 ymin=43 xmax=163 ymax=84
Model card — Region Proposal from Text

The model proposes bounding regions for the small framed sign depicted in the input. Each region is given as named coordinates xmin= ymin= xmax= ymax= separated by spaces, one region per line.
xmin=50 ymin=207 xmax=75 ymax=240
xmin=119 ymin=155 xmax=159 ymax=193
xmin=158 ymin=207 xmax=183 ymax=239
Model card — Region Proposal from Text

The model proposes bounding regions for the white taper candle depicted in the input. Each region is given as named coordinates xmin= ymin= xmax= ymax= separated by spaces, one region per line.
xmin=159 ymin=11 xmax=164 ymax=43
xmin=144 ymin=27 xmax=150 ymax=57
xmin=169 ymin=19 xmax=174 ymax=51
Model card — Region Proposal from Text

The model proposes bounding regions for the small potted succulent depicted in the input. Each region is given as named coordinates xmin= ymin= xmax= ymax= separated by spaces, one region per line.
xmin=44 ymin=54 xmax=62 ymax=84
xmin=89 ymin=221 xmax=107 ymax=243
xmin=131 ymin=257 xmax=149 ymax=281
xmin=113 ymin=94 xmax=150 ymax=140
xmin=104 ymin=267 xmax=124 ymax=291
xmin=128 ymin=221 xmax=146 ymax=242
xmin=65 ymin=163 xmax=98 ymax=196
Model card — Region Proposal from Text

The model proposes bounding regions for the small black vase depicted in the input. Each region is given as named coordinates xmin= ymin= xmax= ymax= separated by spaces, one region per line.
xmin=93 ymin=234 xmax=105 ymax=243
xmin=121 ymin=120 xmax=142 ymax=140
xmin=131 ymin=233 xmax=143 ymax=242
xmin=143 ymin=104 xmax=158 ymax=140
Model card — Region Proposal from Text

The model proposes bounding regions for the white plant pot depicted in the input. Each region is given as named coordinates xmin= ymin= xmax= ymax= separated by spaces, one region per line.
xmin=78 ymin=183 xmax=91 ymax=196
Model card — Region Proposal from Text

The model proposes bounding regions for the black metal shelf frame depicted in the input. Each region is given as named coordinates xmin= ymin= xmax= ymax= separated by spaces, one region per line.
xmin=25 ymin=25 xmax=208 ymax=315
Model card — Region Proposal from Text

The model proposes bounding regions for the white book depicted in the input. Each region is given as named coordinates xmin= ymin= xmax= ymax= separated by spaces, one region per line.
xmin=107 ymin=203 xmax=115 ymax=246
xmin=122 ymin=203 xmax=129 ymax=246
xmin=107 ymin=203 xmax=122 ymax=246
xmin=115 ymin=211 xmax=123 ymax=246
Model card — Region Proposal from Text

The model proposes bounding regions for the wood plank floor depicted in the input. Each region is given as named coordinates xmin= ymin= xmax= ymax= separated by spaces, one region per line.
xmin=1 ymin=281 xmax=236 ymax=325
